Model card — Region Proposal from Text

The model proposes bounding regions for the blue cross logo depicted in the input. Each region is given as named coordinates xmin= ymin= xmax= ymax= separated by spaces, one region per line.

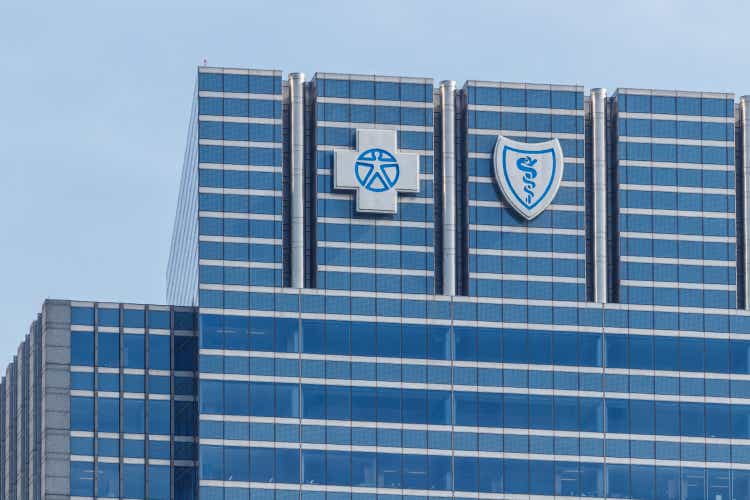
xmin=355 ymin=148 xmax=400 ymax=193
xmin=334 ymin=129 xmax=420 ymax=214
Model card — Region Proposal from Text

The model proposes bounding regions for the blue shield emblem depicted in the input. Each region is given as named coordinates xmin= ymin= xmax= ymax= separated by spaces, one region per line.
xmin=493 ymin=136 xmax=565 ymax=220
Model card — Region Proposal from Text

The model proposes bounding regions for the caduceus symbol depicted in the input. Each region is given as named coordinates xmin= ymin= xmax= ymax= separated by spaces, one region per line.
xmin=516 ymin=156 xmax=538 ymax=204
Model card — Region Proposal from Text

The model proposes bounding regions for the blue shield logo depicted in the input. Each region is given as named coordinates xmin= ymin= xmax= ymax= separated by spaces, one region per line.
xmin=493 ymin=136 xmax=565 ymax=220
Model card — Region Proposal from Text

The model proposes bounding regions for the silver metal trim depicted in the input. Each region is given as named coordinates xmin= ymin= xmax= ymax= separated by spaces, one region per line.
xmin=591 ymin=88 xmax=608 ymax=303
xmin=289 ymin=73 xmax=305 ymax=289
xmin=742 ymin=96 xmax=750 ymax=309
xmin=440 ymin=81 xmax=456 ymax=296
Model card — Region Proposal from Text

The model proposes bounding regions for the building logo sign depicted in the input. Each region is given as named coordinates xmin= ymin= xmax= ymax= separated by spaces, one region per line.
xmin=334 ymin=129 xmax=420 ymax=214
xmin=493 ymin=136 xmax=564 ymax=220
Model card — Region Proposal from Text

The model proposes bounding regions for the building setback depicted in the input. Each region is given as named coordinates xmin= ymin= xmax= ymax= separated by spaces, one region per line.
xmin=3 ymin=67 xmax=750 ymax=499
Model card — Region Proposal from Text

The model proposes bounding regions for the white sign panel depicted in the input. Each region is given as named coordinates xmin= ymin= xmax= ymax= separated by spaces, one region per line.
xmin=334 ymin=129 xmax=420 ymax=214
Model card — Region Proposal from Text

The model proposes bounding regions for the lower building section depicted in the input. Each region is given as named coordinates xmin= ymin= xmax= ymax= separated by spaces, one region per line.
xmin=7 ymin=293 xmax=750 ymax=499
xmin=1 ymin=299 xmax=198 ymax=500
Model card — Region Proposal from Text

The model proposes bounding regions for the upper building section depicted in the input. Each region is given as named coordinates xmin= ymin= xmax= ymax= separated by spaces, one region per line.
xmin=312 ymin=73 xmax=436 ymax=295
xmin=612 ymin=89 xmax=737 ymax=309
xmin=168 ymin=67 xmax=750 ymax=312
xmin=463 ymin=81 xmax=586 ymax=301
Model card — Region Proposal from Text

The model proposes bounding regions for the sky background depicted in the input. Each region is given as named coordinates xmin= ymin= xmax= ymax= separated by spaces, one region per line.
xmin=0 ymin=0 xmax=748 ymax=367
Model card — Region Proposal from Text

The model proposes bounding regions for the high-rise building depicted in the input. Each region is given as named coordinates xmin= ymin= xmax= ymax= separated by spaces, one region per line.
xmin=4 ymin=66 xmax=750 ymax=499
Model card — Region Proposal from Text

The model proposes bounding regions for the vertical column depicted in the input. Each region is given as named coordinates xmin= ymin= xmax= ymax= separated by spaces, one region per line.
xmin=591 ymin=88 xmax=608 ymax=303
xmin=742 ymin=96 xmax=750 ymax=309
xmin=289 ymin=72 xmax=306 ymax=289
xmin=41 ymin=299 xmax=71 ymax=500
xmin=441 ymin=80 xmax=457 ymax=296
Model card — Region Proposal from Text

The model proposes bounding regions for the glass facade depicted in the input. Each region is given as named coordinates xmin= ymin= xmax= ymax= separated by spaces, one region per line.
xmin=613 ymin=89 xmax=737 ymax=308
xmin=67 ymin=302 xmax=197 ymax=500
xmin=465 ymin=81 xmax=586 ymax=300
xmin=5 ymin=67 xmax=750 ymax=500
xmin=314 ymin=73 xmax=436 ymax=295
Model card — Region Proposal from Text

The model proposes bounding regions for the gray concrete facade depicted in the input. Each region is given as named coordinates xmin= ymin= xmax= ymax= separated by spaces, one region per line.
xmin=40 ymin=300 xmax=71 ymax=500
xmin=0 ymin=301 xmax=72 ymax=500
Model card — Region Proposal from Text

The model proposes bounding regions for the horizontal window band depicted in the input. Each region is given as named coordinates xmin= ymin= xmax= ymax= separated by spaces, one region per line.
xmin=468 ymin=176 xmax=583 ymax=188
xmin=199 ymin=187 xmax=281 ymax=196
xmin=466 ymin=81 xmax=582 ymax=92
xmin=318 ymin=241 xmax=432 ymax=253
xmin=619 ymin=183 xmax=735 ymax=195
xmin=618 ymin=136 xmax=732 ymax=147
xmin=468 ymin=152 xmax=584 ymax=162
xmin=198 ymin=90 xmax=281 ymax=101
xmin=69 ymin=390 xmax=195 ymax=401
xmin=199 ymin=115 xmax=281 ymax=124
xmin=197 ymin=373 xmax=747 ymax=406
xmin=196 ymin=481 xmax=602 ymax=499
xmin=619 ymin=231 xmax=735 ymax=243
xmin=70 ymin=457 xmax=191 ymax=467
xmin=70 ymin=365 xmax=95 ymax=373
xmin=199 ymin=235 xmax=281 ymax=245
xmin=615 ymin=87 xmax=732 ymax=99
xmin=315 ymin=73 xmax=430 ymax=84
xmin=617 ymin=159 xmax=733 ymax=171
xmin=470 ymin=273 xmax=584 ymax=284
xmin=200 ymin=259 xmax=282 ymax=270
xmin=198 ymin=347 xmax=750 ymax=381
xmin=620 ymin=207 xmax=735 ymax=219
xmin=316 ymin=167 xmax=434 ymax=181
xmin=199 ymin=211 xmax=282 ymax=221
xmin=196 ymin=438 xmax=747 ymax=470
xmin=199 ymin=413 xmax=750 ymax=447
xmin=316 ymin=121 xmax=432 ymax=133
xmin=199 ymin=138 xmax=281 ymax=148
xmin=468 ymin=129 xmax=583 ymax=140
xmin=101 ymin=368 xmax=190 ymax=377
xmin=621 ymin=280 xmax=736 ymax=291
xmin=466 ymin=103 xmax=583 ymax=116
xmin=317 ymin=144 xmax=433 ymax=155
xmin=196 ymin=302 xmax=750 ymax=340
xmin=469 ymin=224 xmax=584 ymax=236
xmin=617 ymin=111 xmax=734 ymax=123
xmin=196 ymin=286 xmax=750 ymax=319
xmin=199 ymin=163 xmax=282 ymax=173
xmin=316 ymin=96 xmax=433 ymax=109
xmin=318 ymin=216 xmax=433 ymax=229
xmin=318 ymin=265 xmax=432 ymax=277
xmin=318 ymin=192 xmax=434 ymax=205
xmin=469 ymin=248 xmax=584 ymax=260
xmin=469 ymin=200 xmax=584 ymax=212
xmin=68 ymin=329 xmax=191 ymax=338
xmin=70 ymin=431 xmax=194 ymax=442
xmin=620 ymin=255 xmax=736 ymax=267
xmin=200 ymin=67 xmax=280 ymax=76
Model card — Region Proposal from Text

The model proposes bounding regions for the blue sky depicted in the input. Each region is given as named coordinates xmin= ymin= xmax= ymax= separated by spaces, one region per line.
xmin=0 ymin=0 xmax=748 ymax=366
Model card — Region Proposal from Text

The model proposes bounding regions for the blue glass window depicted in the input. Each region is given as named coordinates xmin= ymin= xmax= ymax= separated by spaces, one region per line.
xmin=149 ymin=310 xmax=171 ymax=329
xmin=71 ymin=461 xmax=94 ymax=496
xmin=71 ymin=306 xmax=94 ymax=326
xmin=149 ymin=334 xmax=171 ymax=370
xmin=123 ymin=334 xmax=144 ymax=369
xmin=97 ymin=332 xmax=119 ymax=368
xmin=71 ymin=331 xmax=94 ymax=366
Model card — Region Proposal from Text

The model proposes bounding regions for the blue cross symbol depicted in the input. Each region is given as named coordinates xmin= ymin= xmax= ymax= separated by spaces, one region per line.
xmin=334 ymin=129 xmax=420 ymax=214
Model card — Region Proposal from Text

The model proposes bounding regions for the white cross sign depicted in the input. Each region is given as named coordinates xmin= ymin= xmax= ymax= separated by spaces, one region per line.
xmin=333 ymin=129 xmax=420 ymax=214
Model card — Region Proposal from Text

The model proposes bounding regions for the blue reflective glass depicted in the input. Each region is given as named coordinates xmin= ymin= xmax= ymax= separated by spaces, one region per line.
xmin=71 ymin=331 xmax=94 ymax=366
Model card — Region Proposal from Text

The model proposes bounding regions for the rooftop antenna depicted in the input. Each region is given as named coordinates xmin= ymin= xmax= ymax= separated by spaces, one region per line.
xmin=202 ymin=57 xmax=208 ymax=66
